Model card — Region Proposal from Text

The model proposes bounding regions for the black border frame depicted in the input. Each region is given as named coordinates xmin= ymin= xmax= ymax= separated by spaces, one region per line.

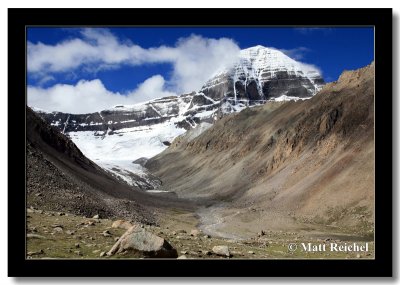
xmin=8 ymin=8 xmax=393 ymax=277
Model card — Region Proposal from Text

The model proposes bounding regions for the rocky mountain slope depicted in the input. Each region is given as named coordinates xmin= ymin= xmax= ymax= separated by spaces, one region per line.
xmin=27 ymin=107 xmax=195 ymax=224
xmin=34 ymin=46 xmax=324 ymax=188
xmin=147 ymin=62 xmax=374 ymax=238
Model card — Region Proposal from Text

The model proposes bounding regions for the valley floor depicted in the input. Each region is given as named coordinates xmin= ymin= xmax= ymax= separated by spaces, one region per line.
xmin=27 ymin=207 xmax=374 ymax=259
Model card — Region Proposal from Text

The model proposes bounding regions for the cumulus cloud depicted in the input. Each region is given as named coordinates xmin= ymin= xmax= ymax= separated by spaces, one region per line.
xmin=27 ymin=29 xmax=241 ymax=113
xmin=131 ymin=75 xmax=176 ymax=102
xmin=148 ymin=35 xmax=241 ymax=93
xmin=28 ymin=75 xmax=175 ymax=114
xmin=27 ymin=29 xmax=141 ymax=73
xmin=28 ymin=29 xmax=240 ymax=94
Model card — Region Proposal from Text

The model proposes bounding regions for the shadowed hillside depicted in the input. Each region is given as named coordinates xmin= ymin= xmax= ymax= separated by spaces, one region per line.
xmin=27 ymin=107 xmax=196 ymax=224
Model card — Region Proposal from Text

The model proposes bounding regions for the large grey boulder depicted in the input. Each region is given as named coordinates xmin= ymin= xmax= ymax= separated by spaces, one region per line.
xmin=107 ymin=225 xmax=177 ymax=258
xmin=212 ymin=245 xmax=231 ymax=257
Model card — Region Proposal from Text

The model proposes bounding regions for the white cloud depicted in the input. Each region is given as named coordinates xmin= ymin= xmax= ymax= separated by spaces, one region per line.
xmin=27 ymin=29 xmax=143 ymax=73
xmin=129 ymin=75 xmax=176 ymax=102
xmin=28 ymin=30 xmax=240 ymax=113
xmin=279 ymin=47 xmax=311 ymax=60
xmin=27 ymin=75 xmax=175 ymax=114
xmin=298 ymin=62 xmax=323 ymax=77
xmin=28 ymin=29 xmax=241 ymax=94
xmin=164 ymin=35 xmax=240 ymax=93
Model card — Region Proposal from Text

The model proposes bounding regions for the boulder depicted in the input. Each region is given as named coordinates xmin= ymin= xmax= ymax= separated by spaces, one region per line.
xmin=107 ymin=225 xmax=177 ymax=258
xmin=190 ymin=229 xmax=201 ymax=236
xmin=27 ymin=249 xmax=44 ymax=256
xmin=111 ymin=220 xmax=133 ymax=230
xmin=53 ymin=227 xmax=63 ymax=233
xmin=212 ymin=245 xmax=231 ymax=257
xmin=27 ymin=233 xmax=46 ymax=239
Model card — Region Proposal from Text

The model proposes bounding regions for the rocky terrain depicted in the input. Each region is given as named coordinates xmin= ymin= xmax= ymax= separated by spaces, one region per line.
xmin=27 ymin=209 xmax=374 ymax=259
xmin=147 ymin=62 xmax=375 ymax=240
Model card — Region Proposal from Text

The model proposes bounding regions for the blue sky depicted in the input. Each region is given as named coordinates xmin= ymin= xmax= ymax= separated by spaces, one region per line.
xmin=27 ymin=27 xmax=374 ymax=113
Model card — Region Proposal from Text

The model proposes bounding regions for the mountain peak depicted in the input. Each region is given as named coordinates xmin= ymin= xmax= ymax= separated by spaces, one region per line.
xmin=240 ymin=45 xmax=282 ymax=57
xmin=200 ymin=45 xmax=325 ymax=105
xmin=242 ymin=45 xmax=267 ymax=51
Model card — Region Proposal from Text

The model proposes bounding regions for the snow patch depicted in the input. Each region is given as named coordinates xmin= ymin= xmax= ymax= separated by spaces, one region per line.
xmin=185 ymin=122 xmax=213 ymax=141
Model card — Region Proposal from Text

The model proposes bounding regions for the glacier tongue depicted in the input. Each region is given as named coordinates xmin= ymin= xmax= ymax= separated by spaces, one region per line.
xmin=67 ymin=117 xmax=187 ymax=191
xmin=96 ymin=160 xmax=163 ymax=190
xmin=68 ymin=119 xmax=186 ymax=162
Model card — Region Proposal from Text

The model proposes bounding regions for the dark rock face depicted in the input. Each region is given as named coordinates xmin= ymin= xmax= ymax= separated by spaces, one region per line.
xmin=37 ymin=93 xmax=218 ymax=135
xmin=188 ymin=94 xmax=214 ymax=109
xmin=201 ymin=71 xmax=321 ymax=101
xmin=37 ymin=94 xmax=189 ymax=134
xmin=200 ymin=74 xmax=235 ymax=101
xmin=261 ymin=74 xmax=319 ymax=99
xmin=38 ymin=96 xmax=184 ymax=134
xmin=245 ymin=80 xmax=261 ymax=100
xmin=27 ymin=106 xmax=95 ymax=168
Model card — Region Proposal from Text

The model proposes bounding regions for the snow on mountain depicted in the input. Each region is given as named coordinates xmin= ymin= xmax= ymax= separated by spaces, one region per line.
xmin=200 ymin=46 xmax=324 ymax=104
xmin=34 ymin=45 xmax=324 ymax=191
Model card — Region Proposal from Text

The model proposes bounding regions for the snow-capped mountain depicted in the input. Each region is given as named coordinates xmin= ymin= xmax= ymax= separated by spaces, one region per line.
xmin=34 ymin=45 xmax=324 ymax=190
xmin=200 ymin=45 xmax=324 ymax=113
